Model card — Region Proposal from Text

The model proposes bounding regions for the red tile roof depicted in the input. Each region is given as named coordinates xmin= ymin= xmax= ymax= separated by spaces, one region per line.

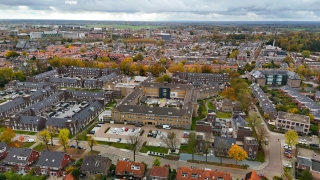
xmin=115 ymin=160 xmax=145 ymax=178
xmin=150 ymin=166 xmax=169 ymax=178
xmin=176 ymin=166 xmax=232 ymax=180
xmin=245 ymin=170 xmax=260 ymax=180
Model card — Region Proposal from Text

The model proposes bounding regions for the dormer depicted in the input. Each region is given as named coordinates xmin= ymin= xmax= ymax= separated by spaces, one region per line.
xmin=182 ymin=173 xmax=188 ymax=177
xmin=131 ymin=165 xmax=140 ymax=170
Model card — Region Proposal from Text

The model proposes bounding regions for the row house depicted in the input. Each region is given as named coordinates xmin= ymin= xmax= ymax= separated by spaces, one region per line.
xmin=5 ymin=81 xmax=50 ymax=92
xmin=101 ymin=68 xmax=120 ymax=76
xmin=176 ymin=166 xmax=232 ymax=180
xmin=36 ymin=151 xmax=71 ymax=176
xmin=281 ymin=85 xmax=320 ymax=113
xmin=83 ymin=79 xmax=103 ymax=89
xmin=193 ymin=85 xmax=220 ymax=99
xmin=49 ymin=78 xmax=83 ymax=88
xmin=64 ymin=90 xmax=107 ymax=104
xmin=20 ymin=91 xmax=65 ymax=116
xmin=0 ymin=96 xmax=33 ymax=119
xmin=2 ymin=148 xmax=40 ymax=173
xmin=26 ymin=69 xmax=58 ymax=83
xmin=275 ymin=111 xmax=310 ymax=134
xmin=250 ymin=83 xmax=277 ymax=120
xmin=62 ymin=66 xmax=102 ymax=78
xmin=5 ymin=115 xmax=47 ymax=131
xmin=103 ymin=74 xmax=127 ymax=91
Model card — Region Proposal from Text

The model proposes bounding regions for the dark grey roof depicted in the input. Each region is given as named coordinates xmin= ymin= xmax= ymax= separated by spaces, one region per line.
xmin=80 ymin=155 xmax=111 ymax=173
xmin=72 ymin=101 xmax=102 ymax=123
xmin=214 ymin=136 xmax=236 ymax=149
xmin=36 ymin=151 xmax=66 ymax=168
xmin=316 ymin=91 xmax=320 ymax=98
xmin=30 ymin=89 xmax=48 ymax=99
xmin=140 ymin=82 xmax=193 ymax=90
xmin=16 ymin=81 xmax=49 ymax=88
xmin=46 ymin=118 xmax=68 ymax=127
xmin=19 ymin=116 xmax=42 ymax=125
xmin=312 ymin=159 xmax=320 ymax=172
xmin=297 ymin=157 xmax=312 ymax=167
xmin=121 ymin=88 xmax=142 ymax=105
xmin=99 ymin=72 xmax=118 ymax=83
xmin=0 ymin=142 xmax=8 ymax=154
xmin=84 ymin=79 xmax=98 ymax=85
xmin=4 ymin=148 xmax=33 ymax=164
xmin=16 ymin=40 xmax=30 ymax=49
xmin=66 ymin=90 xmax=104 ymax=98
xmin=22 ymin=91 xmax=64 ymax=113
xmin=33 ymin=69 xmax=57 ymax=79
xmin=0 ymin=97 xmax=26 ymax=114
xmin=250 ymin=83 xmax=277 ymax=113
xmin=232 ymin=115 xmax=247 ymax=129
xmin=49 ymin=78 xmax=80 ymax=83
xmin=115 ymin=104 xmax=192 ymax=117
xmin=71 ymin=66 xmax=100 ymax=71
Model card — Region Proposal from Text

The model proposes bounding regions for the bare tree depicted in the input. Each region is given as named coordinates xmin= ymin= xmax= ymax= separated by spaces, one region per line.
xmin=215 ymin=139 xmax=227 ymax=164
xmin=162 ymin=132 xmax=179 ymax=152
xmin=127 ymin=133 xmax=143 ymax=162
xmin=202 ymin=132 xmax=212 ymax=163
xmin=255 ymin=126 xmax=269 ymax=149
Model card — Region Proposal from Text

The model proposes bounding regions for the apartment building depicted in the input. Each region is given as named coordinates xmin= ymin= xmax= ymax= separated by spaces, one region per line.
xmin=249 ymin=70 xmax=301 ymax=87
xmin=112 ymin=105 xmax=192 ymax=128
xmin=172 ymin=72 xmax=229 ymax=86
xmin=5 ymin=81 xmax=50 ymax=92
xmin=243 ymin=137 xmax=259 ymax=160
xmin=176 ymin=166 xmax=232 ymax=180
xmin=49 ymin=78 xmax=83 ymax=88
xmin=275 ymin=111 xmax=310 ymax=134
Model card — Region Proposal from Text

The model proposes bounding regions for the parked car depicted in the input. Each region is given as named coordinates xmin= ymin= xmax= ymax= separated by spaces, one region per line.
xmin=210 ymin=150 xmax=213 ymax=156
xmin=125 ymin=128 xmax=129 ymax=132
xmin=96 ymin=124 xmax=102 ymax=127
xmin=70 ymin=145 xmax=76 ymax=148
xmin=26 ymin=139 xmax=35 ymax=142
xmin=131 ymin=128 xmax=135 ymax=132
xmin=89 ymin=130 xmax=95 ymax=134
xmin=158 ymin=142 xmax=162 ymax=147
xmin=258 ymin=174 xmax=266 ymax=178
xmin=116 ymin=130 xmax=120 ymax=135
xmin=135 ymin=123 xmax=142 ymax=127
xmin=153 ymin=133 xmax=157 ymax=138
xmin=148 ymin=133 xmax=153 ymax=137
xmin=284 ymin=163 xmax=292 ymax=168
xmin=113 ymin=128 xmax=118 ymax=133
xmin=285 ymin=154 xmax=292 ymax=158
xmin=310 ymin=143 xmax=319 ymax=147
xmin=117 ymin=138 xmax=122 ymax=142
xmin=77 ymin=146 xmax=83 ymax=149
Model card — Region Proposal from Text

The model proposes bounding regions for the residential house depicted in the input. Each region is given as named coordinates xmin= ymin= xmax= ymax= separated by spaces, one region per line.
xmin=275 ymin=111 xmax=310 ymax=134
xmin=214 ymin=136 xmax=236 ymax=157
xmin=26 ymin=69 xmax=58 ymax=83
xmin=36 ymin=151 xmax=71 ymax=176
xmin=231 ymin=115 xmax=252 ymax=141
xmin=176 ymin=166 xmax=232 ymax=180
xmin=0 ymin=142 xmax=9 ymax=160
xmin=172 ymin=72 xmax=229 ymax=86
xmin=115 ymin=160 xmax=145 ymax=180
xmin=5 ymin=115 xmax=47 ymax=131
xmin=297 ymin=156 xmax=312 ymax=171
xmin=196 ymin=121 xmax=213 ymax=133
xmin=244 ymin=170 xmax=260 ymax=180
xmin=80 ymin=155 xmax=112 ymax=176
xmin=221 ymin=99 xmax=233 ymax=112
xmin=315 ymin=91 xmax=320 ymax=102
xmin=150 ymin=166 xmax=169 ymax=180
xmin=49 ymin=78 xmax=83 ymax=88
xmin=3 ymin=148 xmax=40 ymax=173
xmin=243 ymin=137 xmax=259 ymax=160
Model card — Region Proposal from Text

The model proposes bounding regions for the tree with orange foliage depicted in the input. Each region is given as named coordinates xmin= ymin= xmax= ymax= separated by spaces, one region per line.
xmin=19 ymin=135 xmax=25 ymax=142
xmin=0 ymin=127 xmax=16 ymax=145
xmin=228 ymin=144 xmax=248 ymax=165
xmin=221 ymin=87 xmax=237 ymax=101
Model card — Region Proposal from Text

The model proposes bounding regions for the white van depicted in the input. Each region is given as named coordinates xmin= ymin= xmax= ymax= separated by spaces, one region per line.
xmin=163 ymin=125 xmax=171 ymax=130
xmin=113 ymin=128 xmax=118 ymax=133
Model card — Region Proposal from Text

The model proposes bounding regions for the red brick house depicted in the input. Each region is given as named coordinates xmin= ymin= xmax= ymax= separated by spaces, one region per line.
xmin=3 ymin=148 xmax=40 ymax=173
xmin=176 ymin=166 xmax=232 ymax=180
xmin=115 ymin=160 xmax=145 ymax=180
xmin=150 ymin=166 xmax=169 ymax=180
xmin=36 ymin=151 xmax=71 ymax=176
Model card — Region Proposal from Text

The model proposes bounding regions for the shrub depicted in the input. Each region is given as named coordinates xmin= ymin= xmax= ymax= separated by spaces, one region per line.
xmin=140 ymin=129 xmax=145 ymax=136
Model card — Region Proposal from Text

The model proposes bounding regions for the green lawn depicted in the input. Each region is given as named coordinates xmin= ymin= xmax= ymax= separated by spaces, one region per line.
xmin=14 ymin=130 xmax=37 ymax=135
xmin=97 ymin=141 xmax=133 ymax=150
xmin=179 ymin=145 xmax=193 ymax=154
xmin=21 ymin=142 xmax=35 ymax=148
xmin=257 ymin=151 xmax=265 ymax=163
xmin=207 ymin=102 xmax=216 ymax=110
xmin=216 ymin=112 xmax=232 ymax=118
xmin=33 ymin=143 xmax=45 ymax=151
xmin=107 ymin=100 xmax=117 ymax=108
xmin=140 ymin=146 xmax=168 ymax=154
xmin=191 ymin=116 xmax=203 ymax=130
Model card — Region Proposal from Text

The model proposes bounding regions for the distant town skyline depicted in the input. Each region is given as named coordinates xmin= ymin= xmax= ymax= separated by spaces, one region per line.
xmin=0 ymin=0 xmax=320 ymax=21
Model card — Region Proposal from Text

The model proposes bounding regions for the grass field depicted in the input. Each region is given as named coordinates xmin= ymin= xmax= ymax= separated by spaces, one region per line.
xmin=14 ymin=130 xmax=37 ymax=135
xmin=97 ymin=141 xmax=133 ymax=150
xmin=86 ymin=24 xmax=164 ymax=30
xmin=216 ymin=111 xmax=232 ymax=119
xmin=207 ymin=102 xmax=216 ymax=110
xmin=140 ymin=146 xmax=168 ymax=154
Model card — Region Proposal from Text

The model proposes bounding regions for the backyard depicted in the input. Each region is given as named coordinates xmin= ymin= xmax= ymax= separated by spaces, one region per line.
xmin=216 ymin=111 xmax=232 ymax=119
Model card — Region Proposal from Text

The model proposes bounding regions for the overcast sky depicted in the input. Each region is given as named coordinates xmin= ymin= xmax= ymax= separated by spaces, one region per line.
xmin=0 ymin=0 xmax=320 ymax=21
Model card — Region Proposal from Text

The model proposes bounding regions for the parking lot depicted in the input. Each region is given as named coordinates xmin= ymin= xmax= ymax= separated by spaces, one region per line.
xmin=92 ymin=123 xmax=188 ymax=147
xmin=53 ymin=103 xmax=81 ymax=119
